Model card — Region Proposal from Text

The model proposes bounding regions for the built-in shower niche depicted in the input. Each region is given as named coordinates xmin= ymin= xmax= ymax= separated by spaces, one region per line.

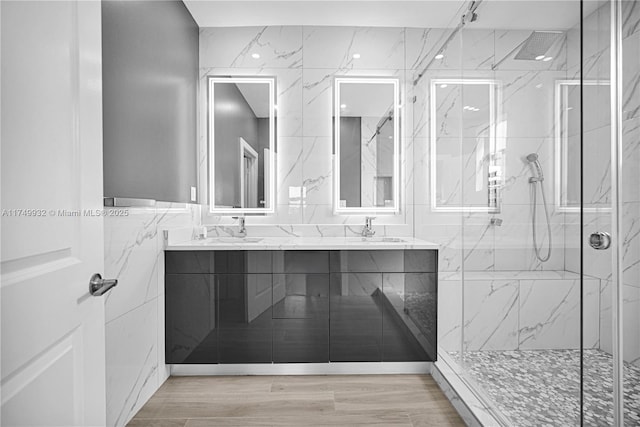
xmin=430 ymin=79 xmax=504 ymax=212
xmin=555 ymin=80 xmax=611 ymax=212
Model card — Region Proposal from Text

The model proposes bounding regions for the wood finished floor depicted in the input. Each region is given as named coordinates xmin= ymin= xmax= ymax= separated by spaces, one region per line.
xmin=127 ymin=374 xmax=465 ymax=427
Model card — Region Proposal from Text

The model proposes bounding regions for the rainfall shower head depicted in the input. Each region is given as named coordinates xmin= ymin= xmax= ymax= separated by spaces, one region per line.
xmin=526 ymin=153 xmax=539 ymax=162
xmin=514 ymin=31 xmax=563 ymax=60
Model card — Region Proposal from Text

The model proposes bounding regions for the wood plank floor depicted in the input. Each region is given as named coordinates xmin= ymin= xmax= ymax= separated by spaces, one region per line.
xmin=127 ymin=374 xmax=466 ymax=426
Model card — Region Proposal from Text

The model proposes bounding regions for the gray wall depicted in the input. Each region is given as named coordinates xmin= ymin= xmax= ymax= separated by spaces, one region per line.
xmin=213 ymin=83 xmax=260 ymax=207
xmin=102 ymin=0 xmax=198 ymax=203
xmin=339 ymin=117 xmax=361 ymax=207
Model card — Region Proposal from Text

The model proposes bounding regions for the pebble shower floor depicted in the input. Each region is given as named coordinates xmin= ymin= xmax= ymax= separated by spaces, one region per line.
xmin=457 ymin=349 xmax=640 ymax=426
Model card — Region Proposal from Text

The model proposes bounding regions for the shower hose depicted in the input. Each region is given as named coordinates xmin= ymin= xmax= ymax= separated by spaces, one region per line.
xmin=531 ymin=179 xmax=552 ymax=262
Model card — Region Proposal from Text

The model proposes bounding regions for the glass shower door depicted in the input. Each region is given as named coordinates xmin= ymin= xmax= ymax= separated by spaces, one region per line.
xmin=423 ymin=0 xmax=638 ymax=424
xmin=591 ymin=1 xmax=640 ymax=425
xmin=453 ymin=1 xmax=586 ymax=424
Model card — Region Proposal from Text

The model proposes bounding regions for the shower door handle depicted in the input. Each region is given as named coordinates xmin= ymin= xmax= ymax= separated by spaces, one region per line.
xmin=589 ymin=232 xmax=611 ymax=250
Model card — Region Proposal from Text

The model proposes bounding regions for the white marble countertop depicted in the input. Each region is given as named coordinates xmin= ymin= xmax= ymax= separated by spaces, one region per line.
xmin=165 ymin=236 xmax=439 ymax=251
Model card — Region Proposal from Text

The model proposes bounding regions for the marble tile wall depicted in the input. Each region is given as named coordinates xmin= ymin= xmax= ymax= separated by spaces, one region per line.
xmin=104 ymin=203 xmax=201 ymax=426
xmin=413 ymin=26 xmax=570 ymax=273
xmin=438 ymin=274 xmax=600 ymax=352
xmin=198 ymin=26 xmax=414 ymax=235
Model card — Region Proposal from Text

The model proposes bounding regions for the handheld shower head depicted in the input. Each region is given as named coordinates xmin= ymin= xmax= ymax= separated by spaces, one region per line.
xmin=526 ymin=153 xmax=544 ymax=181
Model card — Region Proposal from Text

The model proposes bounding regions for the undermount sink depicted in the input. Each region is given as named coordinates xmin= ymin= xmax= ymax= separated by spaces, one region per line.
xmin=210 ymin=237 xmax=264 ymax=243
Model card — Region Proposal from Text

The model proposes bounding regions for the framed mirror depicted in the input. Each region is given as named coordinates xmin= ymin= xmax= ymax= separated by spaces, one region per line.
xmin=208 ymin=76 xmax=276 ymax=214
xmin=333 ymin=77 xmax=401 ymax=214
xmin=430 ymin=79 xmax=504 ymax=213
xmin=555 ymin=79 xmax=610 ymax=212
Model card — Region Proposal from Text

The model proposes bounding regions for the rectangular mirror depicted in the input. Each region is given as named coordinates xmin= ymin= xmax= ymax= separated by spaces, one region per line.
xmin=430 ymin=79 xmax=504 ymax=213
xmin=333 ymin=77 xmax=400 ymax=214
xmin=208 ymin=76 xmax=276 ymax=214
xmin=555 ymin=79 xmax=610 ymax=212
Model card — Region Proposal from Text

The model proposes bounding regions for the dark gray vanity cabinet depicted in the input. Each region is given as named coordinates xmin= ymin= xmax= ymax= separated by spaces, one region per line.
xmin=165 ymin=250 xmax=437 ymax=364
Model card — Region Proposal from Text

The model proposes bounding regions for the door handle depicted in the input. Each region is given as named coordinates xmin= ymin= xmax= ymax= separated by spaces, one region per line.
xmin=589 ymin=232 xmax=611 ymax=250
xmin=89 ymin=273 xmax=118 ymax=296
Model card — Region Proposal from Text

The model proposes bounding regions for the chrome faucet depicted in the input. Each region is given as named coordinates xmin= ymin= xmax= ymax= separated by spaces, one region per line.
xmin=362 ymin=216 xmax=376 ymax=238
xmin=235 ymin=216 xmax=247 ymax=237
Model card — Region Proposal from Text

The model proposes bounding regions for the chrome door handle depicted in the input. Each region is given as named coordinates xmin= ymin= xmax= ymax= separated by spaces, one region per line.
xmin=589 ymin=232 xmax=611 ymax=250
xmin=89 ymin=273 xmax=118 ymax=296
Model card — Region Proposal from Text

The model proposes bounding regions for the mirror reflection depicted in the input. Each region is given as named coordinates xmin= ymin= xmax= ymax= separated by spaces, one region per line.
xmin=208 ymin=77 xmax=276 ymax=214
xmin=430 ymin=79 xmax=504 ymax=212
xmin=555 ymin=80 xmax=611 ymax=211
xmin=334 ymin=78 xmax=400 ymax=214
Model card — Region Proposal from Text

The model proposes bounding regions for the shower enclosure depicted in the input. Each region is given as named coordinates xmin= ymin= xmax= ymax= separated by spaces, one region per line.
xmin=414 ymin=0 xmax=639 ymax=425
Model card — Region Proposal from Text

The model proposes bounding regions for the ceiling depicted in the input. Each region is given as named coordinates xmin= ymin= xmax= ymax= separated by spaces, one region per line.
xmin=184 ymin=0 xmax=596 ymax=31
xmin=236 ymin=83 xmax=270 ymax=118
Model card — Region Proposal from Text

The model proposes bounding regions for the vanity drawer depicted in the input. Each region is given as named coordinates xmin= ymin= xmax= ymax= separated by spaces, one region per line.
xmin=166 ymin=251 xmax=276 ymax=274
xmin=404 ymin=250 xmax=438 ymax=273
xmin=212 ymin=251 xmax=273 ymax=274
xmin=165 ymin=251 xmax=211 ymax=274
xmin=279 ymin=251 xmax=330 ymax=274
xmin=330 ymin=250 xmax=403 ymax=273
xmin=328 ymin=250 xmax=438 ymax=273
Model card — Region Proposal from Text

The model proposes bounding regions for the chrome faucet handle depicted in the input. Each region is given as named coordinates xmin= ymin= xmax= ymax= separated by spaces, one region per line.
xmin=234 ymin=216 xmax=247 ymax=237
xmin=362 ymin=216 xmax=376 ymax=237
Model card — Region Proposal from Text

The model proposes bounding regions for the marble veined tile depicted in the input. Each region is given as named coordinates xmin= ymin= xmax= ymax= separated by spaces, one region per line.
xmin=405 ymin=28 xmax=449 ymax=71
xmin=430 ymin=29 xmax=495 ymax=71
xmin=463 ymin=280 xmax=519 ymax=351
xmin=104 ymin=210 xmax=159 ymax=323
xmin=303 ymin=27 xmax=404 ymax=70
xmin=622 ymin=285 xmax=640 ymax=367
xmin=200 ymin=26 xmax=302 ymax=69
xmin=622 ymin=202 xmax=640 ymax=288
xmin=600 ymin=282 xmax=640 ymax=366
xmin=301 ymin=137 xmax=332 ymax=206
xmin=519 ymin=278 xmax=599 ymax=349
xmin=438 ymin=280 xmax=462 ymax=352
xmin=276 ymin=137 xmax=304 ymax=206
xmin=493 ymin=204 xmax=566 ymax=272
xmin=623 ymin=32 xmax=640 ymax=121
xmin=106 ymin=299 xmax=159 ymax=427
xmin=497 ymin=70 xmax=565 ymax=139
xmin=623 ymin=119 xmax=640 ymax=203
xmin=623 ymin=0 xmax=640 ymax=38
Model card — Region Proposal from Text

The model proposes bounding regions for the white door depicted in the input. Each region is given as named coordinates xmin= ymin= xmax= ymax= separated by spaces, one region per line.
xmin=1 ymin=1 xmax=106 ymax=426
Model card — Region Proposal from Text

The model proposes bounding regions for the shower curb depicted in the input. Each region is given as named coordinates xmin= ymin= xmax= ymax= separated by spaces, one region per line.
xmin=431 ymin=353 xmax=505 ymax=426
